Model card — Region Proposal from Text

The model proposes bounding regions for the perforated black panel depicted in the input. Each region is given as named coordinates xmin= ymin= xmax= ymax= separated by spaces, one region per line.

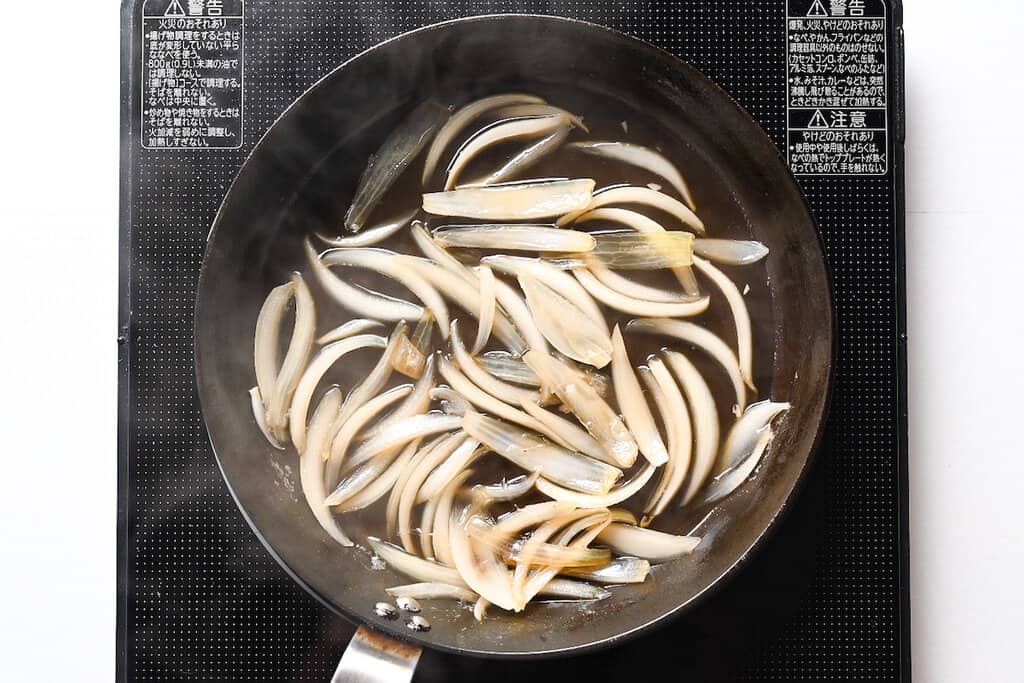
xmin=118 ymin=1 xmax=908 ymax=680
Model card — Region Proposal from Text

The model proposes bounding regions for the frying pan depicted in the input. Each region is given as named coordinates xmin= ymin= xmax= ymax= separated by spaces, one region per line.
xmin=194 ymin=14 xmax=834 ymax=681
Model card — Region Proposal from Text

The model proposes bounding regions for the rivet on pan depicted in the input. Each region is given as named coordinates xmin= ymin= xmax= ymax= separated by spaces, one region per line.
xmin=406 ymin=615 xmax=431 ymax=632
xmin=396 ymin=596 xmax=422 ymax=613
xmin=374 ymin=602 xmax=398 ymax=620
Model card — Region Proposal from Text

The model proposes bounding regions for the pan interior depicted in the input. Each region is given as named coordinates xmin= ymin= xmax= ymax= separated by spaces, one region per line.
xmin=194 ymin=15 xmax=833 ymax=658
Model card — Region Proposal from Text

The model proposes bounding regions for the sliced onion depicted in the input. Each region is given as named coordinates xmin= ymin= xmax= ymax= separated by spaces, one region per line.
xmin=424 ymin=179 xmax=595 ymax=221
xmin=432 ymin=469 xmax=474 ymax=567
xmin=574 ymin=268 xmax=709 ymax=318
xmin=391 ymin=330 xmax=426 ymax=379
xmin=321 ymin=248 xmax=450 ymax=336
xmin=627 ymin=318 xmax=747 ymax=415
xmin=664 ymin=351 xmax=721 ymax=506
xmin=517 ymin=399 xmax=615 ymax=465
xmin=348 ymin=412 xmax=462 ymax=467
xmin=434 ymin=224 xmax=596 ymax=253
xmin=519 ymin=275 xmax=613 ymax=369
xmin=451 ymin=514 xmax=519 ymax=611
xmin=693 ymin=238 xmax=769 ymax=265
xmin=369 ymin=537 xmax=469 ymax=587
xmin=482 ymin=254 xmax=606 ymax=329
xmin=331 ymin=320 xmax=405 ymax=440
xmin=478 ymin=352 xmax=542 ymax=386
xmin=596 ymin=523 xmax=700 ymax=562
xmin=568 ymin=141 xmax=696 ymax=209
xmin=326 ymin=384 xmax=411 ymax=486
xmin=317 ymin=209 xmax=416 ymax=248
xmin=715 ymin=401 xmax=790 ymax=475
xmin=557 ymin=185 xmax=705 ymax=234
xmin=476 ymin=472 xmax=539 ymax=501
xmin=422 ymin=93 xmax=545 ymax=184
xmin=362 ymin=353 xmax=436 ymax=441
xmin=472 ymin=526 xmax=611 ymax=569
xmin=702 ymin=428 xmax=774 ymax=506
xmin=431 ymin=385 xmax=470 ymax=416
xmin=444 ymin=115 xmax=567 ymax=190
xmin=333 ymin=441 xmax=419 ymax=511
xmin=491 ymin=501 xmax=577 ymax=537
xmin=588 ymin=231 xmax=694 ymax=269
xmin=316 ymin=319 xmax=384 ymax=345
xmin=523 ymin=349 xmax=637 ymax=468
xmin=248 ymin=387 xmax=285 ymax=450
xmin=473 ymin=127 xmax=569 ymax=186
xmin=345 ymin=99 xmax=448 ymax=232
xmin=473 ymin=597 xmax=490 ymax=621
xmin=299 ymin=387 xmax=352 ymax=546
xmin=386 ymin=582 xmax=477 ymax=602
xmin=493 ymin=103 xmax=586 ymax=129
xmin=537 ymin=580 xmax=610 ymax=602
xmin=254 ymin=280 xmax=294 ymax=426
xmin=518 ymin=515 xmax=611 ymax=607
xmin=305 ymin=240 xmax=423 ymax=321
xmin=385 ymin=435 xmax=448 ymax=537
xmin=288 ymin=334 xmax=386 ymax=452
xmin=410 ymin=220 xmax=478 ymax=284
xmin=417 ymin=438 xmax=483 ymax=503
xmin=463 ymin=412 xmax=622 ymax=495
xmin=611 ymin=327 xmax=669 ymax=466
xmin=489 ymin=276 xmax=549 ymax=355
xmin=451 ymin=321 xmax=540 ymax=405
xmin=267 ymin=273 xmax=316 ymax=433
xmin=474 ymin=265 xmax=496 ymax=353
xmin=536 ymin=462 xmax=657 ymax=508
xmin=564 ymin=557 xmax=650 ymax=584
xmin=642 ymin=359 xmax=693 ymax=519
xmin=399 ymin=432 xmax=468 ymax=553
xmin=588 ymin=259 xmax=700 ymax=304
xmin=693 ymin=255 xmax=756 ymax=390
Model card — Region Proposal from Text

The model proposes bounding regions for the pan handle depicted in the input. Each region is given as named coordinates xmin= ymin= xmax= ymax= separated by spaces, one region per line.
xmin=331 ymin=625 xmax=422 ymax=683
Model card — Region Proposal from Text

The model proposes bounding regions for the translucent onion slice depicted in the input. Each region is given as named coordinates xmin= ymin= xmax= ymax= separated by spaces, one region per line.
xmin=702 ymin=428 xmax=774 ymax=506
xmin=610 ymin=327 xmax=669 ymax=466
xmin=386 ymin=583 xmax=477 ymax=603
xmin=596 ymin=523 xmax=701 ymax=562
xmin=317 ymin=209 xmax=417 ymax=248
xmin=450 ymin=321 xmax=540 ymax=405
xmin=588 ymin=258 xmax=701 ymax=304
xmin=399 ymin=432 xmax=468 ymax=553
xmin=471 ymin=527 xmax=612 ymax=569
xmin=493 ymin=103 xmax=586 ymax=129
xmin=433 ymin=224 xmax=596 ymax=252
xmin=417 ymin=439 xmax=484 ymax=503
xmin=473 ymin=597 xmax=490 ymax=622
xmin=492 ymin=501 xmax=577 ymax=537
xmin=664 ymin=351 xmax=721 ymax=506
xmin=563 ymin=557 xmax=650 ymax=584
xmin=385 ymin=435 xmax=447 ymax=537
xmin=345 ymin=99 xmax=448 ymax=232
xmin=574 ymin=268 xmax=709 ymax=318
xmin=267 ymin=273 xmax=316 ymax=433
xmin=333 ymin=441 xmax=419 ymax=511
xmin=332 ymin=320 xmax=405 ymax=438
xmin=316 ymin=319 xmax=383 ymax=345
xmin=477 ymin=472 xmax=540 ymax=501
xmin=693 ymin=238 xmax=769 ymax=265
xmin=305 ymin=240 xmax=423 ymax=322
xmin=519 ymin=275 xmax=613 ymax=369
xmin=479 ymin=352 xmax=542 ymax=387
xmin=482 ymin=254 xmax=606 ymax=329
xmin=321 ymin=248 xmax=450 ymax=336
xmin=693 ymin=255 xmax=756 ymax=391
xmin=370 ymin=537 xmax=470 ymax=587
xmin=362 ymin=353 xmax=436 ymax=441
xmin=326 ymin=384 xmax=411 ymax=486
xmin=444 ymin=115 xmax=567 ymax=190
xmin=474 ymin=265 xmax=496 ymax=354
xmin=391 ymin=331 xmax=426 ymax=379
xmin=627 ymin=318 xmax=747 ymax=415
xmin=535 ymin=462 xmax=658 ymax=508
xmin=432 ymin=469 xmax=474 ymax=567
xmin=299 ymin=387 xmax=351 ymax=546
xmin=585 ymin=231 xmax=694 ymax=269
xmin=517 ymin=399 xmax=615 ymax=465
xmin=557 ymin=185 xmax=705 ymax=234
xmin=568 ymin=141 xmax=696 ymax=209
xmin=463 ymin=412 xmax=622 ymax=495
xmin=422 ymin=93 xmax=545 ymax=184
xmin=642 ymin=359 xmax=693 ymax=519
xmin=348 ymin=412 xmax=462 ymax=467
xmin=473 ymin=127 xmax=569 ymax=186
xmin=423 ymin=178 xmax=595 ymax=221
xmin=715 ymin=401 xmax=790 ymax=475
xmin=523 ymin=349 xmax=637 ymax=468
xmin=288 ymin=334 xmax=387 ymax=452
xmin=490 ymin=276 xmax=548 ymax=355
xmin=431 ymin=385 xmax=470 ymax=416
xmin=410 ymin=221 xmax=478 ymax=285
xmin=248 ymin=387 xmax=285 ymax=450
xmin=254 ymin=280 xmax=294 ymax=424
xmin=452 ymin=514 xmax=519 ymax=612
xmin=517 ymin=515 xmax=611 ymax=608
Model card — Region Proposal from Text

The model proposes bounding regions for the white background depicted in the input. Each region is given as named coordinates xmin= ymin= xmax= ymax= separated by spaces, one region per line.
xmin=0 ymin=0 xmax=1021 ymax=680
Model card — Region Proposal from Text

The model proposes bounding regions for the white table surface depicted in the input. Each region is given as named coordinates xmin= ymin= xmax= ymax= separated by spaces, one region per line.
xmin=1 ymin=1 xmax=1021 ymax=680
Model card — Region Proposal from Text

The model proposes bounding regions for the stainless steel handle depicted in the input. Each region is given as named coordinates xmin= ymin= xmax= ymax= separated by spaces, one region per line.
xmin=331 ymin=626 xmax=423 ymax=683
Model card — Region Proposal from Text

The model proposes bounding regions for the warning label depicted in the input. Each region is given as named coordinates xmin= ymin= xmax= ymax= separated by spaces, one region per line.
xmin=141 ymin=0 xmax=244 ymax=150
xmin=786 ymin=0 xmax=887 ymax=175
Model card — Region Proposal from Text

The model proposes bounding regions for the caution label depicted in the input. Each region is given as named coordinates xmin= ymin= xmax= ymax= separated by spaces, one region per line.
xmin=141 ymin=0 xmax=244 ymax=150
xmin=786 ymin=0 xmax=888 ymax=175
